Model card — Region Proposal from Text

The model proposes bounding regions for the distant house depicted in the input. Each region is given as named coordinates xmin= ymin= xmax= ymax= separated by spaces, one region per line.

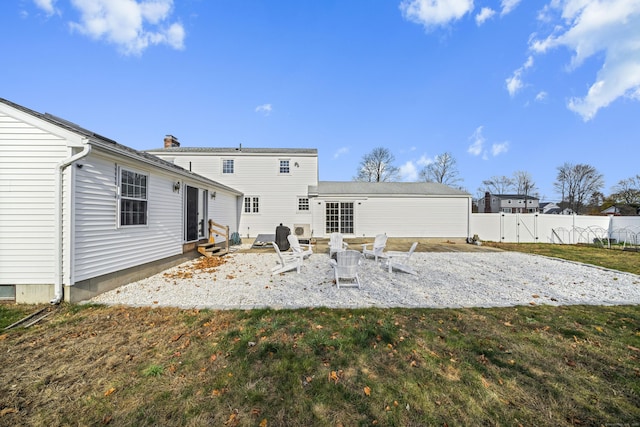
xmin=478 ymin=192 xmax=540 ymax=214
xmin=0 ymin=99 xmax=242 ymax=303
xmin=540 ymin=202 xmax=561 ymax=214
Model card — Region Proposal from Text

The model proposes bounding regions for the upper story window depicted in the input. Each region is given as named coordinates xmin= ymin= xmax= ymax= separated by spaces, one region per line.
xmin=222 ymin=159 xmax=234 ymax=174
xmin=279 ymin=160 xmax=290 ymax=174
xmin=297 ymin=197 xmax=309 ymax=211
xmin=119 ymin=168 xmax=148 ymax=226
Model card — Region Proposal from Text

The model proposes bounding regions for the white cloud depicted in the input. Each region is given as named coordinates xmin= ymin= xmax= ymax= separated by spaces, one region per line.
xmin=506 ymin=55 xmax=533 ymax=97
xmin=400 ymin=0 xmax=474 ymax=29
xmin=255 ymin=103 xmax=272 ymax=116
xmin=68 ymin=0 xmax=185 ymax=55
xmin=500 ymin=0 xmax=522 ymax=16
xmin=530 ymin=0 xmax=640 ymax=121
xmin=333 ymin=147 xmax=349 ymax=159
xmin=475 ymin=7 xmax=495 ymax=26
xmin=535 ymin=91 xmax=548 ymax=102
xmin=34 ymin=0 xmax=58 ymax=15
xmin=416 ymin=154 xmax=432 ymax=166
xmin=399 ymin=161 xmax=418 ymax=181
xmin=467 ymin=126 xmax=485 ymax=156
xmin=491 ymin=141 xmax=509 ymax=156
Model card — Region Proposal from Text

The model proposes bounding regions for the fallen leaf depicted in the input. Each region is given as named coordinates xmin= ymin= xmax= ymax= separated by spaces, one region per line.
xmin=259 ymin=419 xmax=268 ymax=427
xmin=0 ymin=408 xmax=18 ymax=416
xmin=481 ymin=376 xmax=491 ymax=388
xmin=364 ymin=386 xmax=371 ymax=396
xmin=329 ymin=371 xmax=339 ymax=383
xmin=104 ymin=387 xmax=116 ymax=397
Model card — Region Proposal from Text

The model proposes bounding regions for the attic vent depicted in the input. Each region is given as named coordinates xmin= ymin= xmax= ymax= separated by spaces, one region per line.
xmin=293 ymin=224 xmax=311 ymax=239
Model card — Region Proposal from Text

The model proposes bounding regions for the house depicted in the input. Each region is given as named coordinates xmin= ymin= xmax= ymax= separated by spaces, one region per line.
xmin=478 ymin=192 xmax=540 ymax=214
xmin=309 ymin=182 xmax=472 ymax=238
xmin=0 ymin=98 xmax=242 ymax=304
xmin=146 ymin=143 xmax=318 ymax=239
xmin=540 ymin=202 xmax=561 ymax=214
xmin=149 ymin=147 xmax=473 ymax=239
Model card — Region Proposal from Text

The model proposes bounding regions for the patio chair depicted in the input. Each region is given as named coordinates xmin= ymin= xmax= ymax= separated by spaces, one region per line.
xmin=330 ymin=250 xmax=362 ymax=289
xmin=329 ymin=232 xmax=348 ymax=258
xmin=361 ymin=233 xmax=388 ymax=263
xmin=386 ymin=242 xmax=418 ymax=275
xmin=271 ymin=242 xmax=302 ymax=275
xmin=287 ymin=234 xmax=313 ymax=259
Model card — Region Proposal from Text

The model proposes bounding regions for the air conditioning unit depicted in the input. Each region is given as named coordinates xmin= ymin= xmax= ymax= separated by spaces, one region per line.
xmin=293 ymin=224 xmax=311 ymax=239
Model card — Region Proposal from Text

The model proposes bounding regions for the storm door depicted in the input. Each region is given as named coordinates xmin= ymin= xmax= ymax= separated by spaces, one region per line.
xmin=185 ymin=186 xmax=199 ymax=241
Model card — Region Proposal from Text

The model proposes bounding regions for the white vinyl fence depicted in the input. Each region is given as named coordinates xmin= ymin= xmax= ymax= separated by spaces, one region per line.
xmin=470 ymin=213 xmax=640 ymax=246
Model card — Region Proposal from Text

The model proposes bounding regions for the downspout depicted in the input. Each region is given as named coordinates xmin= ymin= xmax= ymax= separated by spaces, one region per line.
xmin=51 ymin=142 xmax=92 ymax=304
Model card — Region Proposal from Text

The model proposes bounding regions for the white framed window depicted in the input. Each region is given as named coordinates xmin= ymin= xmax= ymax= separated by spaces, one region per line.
xmin=279 ymin=159 xmax=290 ymax=174
xmin=244 ymin=196 xmax=260 ymax=213
xmin=222 ymin=159 xmax=234 ymax=174
xmin=119 ymin=167 xmax=148 ymax=226
xmin=297 ymin=197 xmax=309 ymax=211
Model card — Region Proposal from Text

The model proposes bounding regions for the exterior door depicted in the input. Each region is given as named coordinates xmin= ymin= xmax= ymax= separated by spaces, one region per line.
xmin=186 ymin=186 xmax=199 ymax=241
xmin=325 ymin=202 xmax=354 ymax=234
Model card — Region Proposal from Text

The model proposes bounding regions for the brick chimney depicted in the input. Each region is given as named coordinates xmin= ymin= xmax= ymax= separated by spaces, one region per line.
xmin=484 ymin=192 xmax=492 ymax=213
xmin=164 ymin=135 xmax=180 ymax=148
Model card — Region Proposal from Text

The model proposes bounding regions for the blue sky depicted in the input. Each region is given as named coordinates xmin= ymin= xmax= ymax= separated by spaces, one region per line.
xmin=2 ymin=0 xmax=639 ymax=202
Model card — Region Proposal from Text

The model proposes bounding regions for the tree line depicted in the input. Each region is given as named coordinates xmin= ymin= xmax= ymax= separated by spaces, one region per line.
xmin=354 ymin=147 xmax=639 ymax=215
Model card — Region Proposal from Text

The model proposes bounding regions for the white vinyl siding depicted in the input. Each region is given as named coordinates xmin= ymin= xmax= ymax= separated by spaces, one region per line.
xmin=311 ymin=196 xmax=470 ymax=238
xmin=148 ymin=151 xmax=317 ymax=237
xmin=72 ymin=154 xmax=184 ymax=283
xmin=0 ymin=112 xmax=70 ymax=284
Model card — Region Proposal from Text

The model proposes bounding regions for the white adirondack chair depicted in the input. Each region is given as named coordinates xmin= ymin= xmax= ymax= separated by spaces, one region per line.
xmin=271 ymin=242 xmax=302 ymax=275
xmin=330 ymin=250 xmax=362 ymax=289
xmin=361 ymin=234 xmax=388 ymax=263
xmin=386 ymin=242 xmax=418 ymax=275
xmin=287 ymin=234 xmax=313 ymax=259
xmin=329 ymin=232 xmax=348 ymax=258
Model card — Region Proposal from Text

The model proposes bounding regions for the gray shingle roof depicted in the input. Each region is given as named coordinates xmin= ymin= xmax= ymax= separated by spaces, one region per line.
xmin=0 ymin=98 xmax=242 ymax=195
xmin=147 ymin=147 xmax=317 ymax=155
xmin=309 ymin=181 xmax=470 ymax=197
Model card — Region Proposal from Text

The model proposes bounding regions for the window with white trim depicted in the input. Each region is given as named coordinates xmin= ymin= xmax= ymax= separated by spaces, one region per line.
xmin=222 ymin=159 xmax=234 ymax=174
xmin=244 ymin=196 xmax=260 ymax=213
xmin=119 ymin=168 xmax=148 ymax=226
xmin=279 ymin=159 xmax=290 ymax=174
xmin=297 ymin=197 xmax=309 ymax=211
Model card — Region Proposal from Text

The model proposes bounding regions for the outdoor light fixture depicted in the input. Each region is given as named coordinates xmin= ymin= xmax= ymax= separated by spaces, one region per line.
xmin=173 ymin=181 xmax=181 ymax=192
xmin=211 ymin=191 xmax=217 ymax=199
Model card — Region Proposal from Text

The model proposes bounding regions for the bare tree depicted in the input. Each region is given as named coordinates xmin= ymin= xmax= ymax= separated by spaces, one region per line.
xmin=513 ymin=170 xmax=538 ymax=212
xmin=354 ymin=147 xmax=399 ymax=182
xmin=480 ymin=175 xmax=515 ymax=194
xmin=419 ymin=152 xmax=462 ymax=187
xmin=611 ymin=175 xmax=640 ymax=206
xmin=554 ymin=163 xmax=604 ymax=214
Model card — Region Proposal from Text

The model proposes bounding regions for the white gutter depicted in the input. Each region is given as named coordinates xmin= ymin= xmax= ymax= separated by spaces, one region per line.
xmin=51 ymin=142 xmax=91 ymax=304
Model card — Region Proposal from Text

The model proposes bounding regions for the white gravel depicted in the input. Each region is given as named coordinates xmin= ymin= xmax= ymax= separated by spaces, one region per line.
xmin=89 ymin=249 xmax=640 ymax=310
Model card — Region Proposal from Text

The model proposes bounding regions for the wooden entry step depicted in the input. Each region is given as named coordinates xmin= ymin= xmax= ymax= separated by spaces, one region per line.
xmin=197 ymin=242 xmax=226 ymax=258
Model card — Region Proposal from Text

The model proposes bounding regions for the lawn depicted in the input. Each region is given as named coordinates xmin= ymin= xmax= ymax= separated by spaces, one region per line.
xmin=0 ymin=244 xmax=638 ymax=426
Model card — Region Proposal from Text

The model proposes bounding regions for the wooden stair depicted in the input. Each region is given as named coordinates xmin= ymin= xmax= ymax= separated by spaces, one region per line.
xmin=198 ymin=220 xmax=230 ymax=258
xmin=197 ymin=242 xmax=225 ymax=258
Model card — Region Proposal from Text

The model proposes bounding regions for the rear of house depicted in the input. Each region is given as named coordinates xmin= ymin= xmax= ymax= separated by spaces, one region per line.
xmin=147 ymin=142 xmax=318 ymax=239
xmin=0 ymin=99 xmax=241 ymax=303
xmin=309 ymin=182 xmax=472 ymax=238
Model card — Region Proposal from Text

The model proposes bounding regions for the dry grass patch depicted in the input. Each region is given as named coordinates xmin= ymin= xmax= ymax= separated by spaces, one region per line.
xmin=1 ymin=304 xmax=639 ymax=426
